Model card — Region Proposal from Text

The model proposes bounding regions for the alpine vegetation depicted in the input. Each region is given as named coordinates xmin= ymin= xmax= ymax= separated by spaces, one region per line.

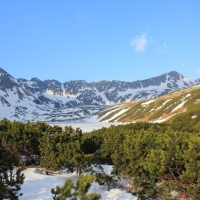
xmin=1 ymin=118 xmax=200 ymax=199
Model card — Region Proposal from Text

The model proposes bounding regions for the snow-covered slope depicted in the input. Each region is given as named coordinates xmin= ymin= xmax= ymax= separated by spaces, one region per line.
xmin=18 ymin=71 xmax=200 ymax=105
xmin=0 ymin=67 xmax=199 ymax=122
xmin=0 ymin=68 xmax=100 ymax=122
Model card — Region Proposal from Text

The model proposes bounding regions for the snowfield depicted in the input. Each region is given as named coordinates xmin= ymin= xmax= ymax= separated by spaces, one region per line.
xmin=20 ymin=166 xmax=137 ymax=200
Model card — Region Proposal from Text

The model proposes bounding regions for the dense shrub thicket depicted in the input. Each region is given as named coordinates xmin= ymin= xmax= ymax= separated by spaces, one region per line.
xmin=1 ymin=118 xmax=200 ymax=199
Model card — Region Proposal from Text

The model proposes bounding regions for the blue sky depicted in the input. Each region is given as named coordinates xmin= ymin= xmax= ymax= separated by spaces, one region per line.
xmin=0 ymin=0 xmax=200 ymax=82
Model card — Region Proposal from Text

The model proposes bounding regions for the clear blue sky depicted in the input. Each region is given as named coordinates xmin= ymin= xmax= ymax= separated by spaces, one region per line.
xmin=0 ymin=0 xmax=200 ymax=82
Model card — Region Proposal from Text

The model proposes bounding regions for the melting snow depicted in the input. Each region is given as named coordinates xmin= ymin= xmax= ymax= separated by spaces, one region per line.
xmin=185 ymin=93 xmax=191 ymax=98
xmin=141 ymin=100 xmax=155 ymax=107
xmin=102 ymin=108 xmax=129 ymax=122
xmin=191 ymin=115 xmax=197 ymax=119
xmin=171 ymin=100 xmax=186 ymax=112
xmin=20 ymin=166 xmax=137 ymax=200
xmin=153 ymin=113 xmax=179 ymax=123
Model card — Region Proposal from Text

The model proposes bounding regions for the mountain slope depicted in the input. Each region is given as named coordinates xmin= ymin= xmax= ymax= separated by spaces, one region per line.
xmin=0 ymin=68 xmax=98 ymax=122
xmin=0 ymin=67 xmax=200 ymax=122
xmin=97 ymin=84 xmax=200 ymax=124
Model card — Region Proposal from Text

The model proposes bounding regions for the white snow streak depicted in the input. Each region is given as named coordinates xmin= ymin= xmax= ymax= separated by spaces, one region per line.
xmin=102 ymin=108 xmax=129 ymax=122
xmin=141 ymin=100 xmax=155 ymax=107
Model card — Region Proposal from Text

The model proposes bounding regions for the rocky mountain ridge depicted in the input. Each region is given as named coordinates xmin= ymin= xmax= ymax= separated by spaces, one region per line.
xmin=0 ymin=67 xmax=199 ymax=122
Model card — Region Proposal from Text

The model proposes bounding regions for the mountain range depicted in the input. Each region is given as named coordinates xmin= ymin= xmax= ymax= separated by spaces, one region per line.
xmin=0 ymin=67 xmax=199 ymax=122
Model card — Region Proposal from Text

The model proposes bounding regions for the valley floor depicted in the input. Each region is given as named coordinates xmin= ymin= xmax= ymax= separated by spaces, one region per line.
xmin=48 ymin=115 xmax=126 ymax=132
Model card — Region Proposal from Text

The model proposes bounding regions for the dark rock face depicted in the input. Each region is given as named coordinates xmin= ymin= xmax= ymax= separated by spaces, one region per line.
xmin=0 ymin=70 xmax=19 ymax=89
xmin=0 ymin=96 xmax=11 ymax=107
xmin=18 ymin=77 xmax=47 ymax=94
xmin=63 ymin=80 xmax=87 ymax=95
xmin=44 ymin=80 xmax=63 ymax=95
xmin=0 ymin=67 xmax=200 ymax=122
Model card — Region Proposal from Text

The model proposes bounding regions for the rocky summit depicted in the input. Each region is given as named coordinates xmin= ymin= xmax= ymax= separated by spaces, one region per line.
xmin=0 ymin=67 xmax=199 ymax=122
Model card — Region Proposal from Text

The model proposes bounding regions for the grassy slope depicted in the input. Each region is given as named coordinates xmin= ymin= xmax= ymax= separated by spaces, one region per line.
xmin=97 ymin=85 xmax=200 ymax=124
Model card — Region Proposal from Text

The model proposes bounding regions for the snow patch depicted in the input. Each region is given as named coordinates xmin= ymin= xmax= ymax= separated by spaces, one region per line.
xmin=141 ymin=99 xmax=155 ymax=107
xmin=153 ymin=113 xmax=179 ymax=123
xmin=102 ymin=108 xmax=129 ymax=122
xmin=185 ymin=93 xmax=191 ymax=98
xmin=171 ymin=100 xmax=186 ymax=112
xmin=20 ymin=167 xmax=137 ymax=200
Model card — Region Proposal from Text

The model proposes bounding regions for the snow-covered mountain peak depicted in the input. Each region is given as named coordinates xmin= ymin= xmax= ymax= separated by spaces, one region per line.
xmin=0 ymin=67 xmax=8 ymax=74
xmin=0 ymin=68 xmax=20 ymax=89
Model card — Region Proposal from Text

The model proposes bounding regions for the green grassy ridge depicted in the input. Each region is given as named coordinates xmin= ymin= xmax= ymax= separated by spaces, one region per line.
xmin=166 ymin=103 xmax=200 ymax=132
xmin=148 ymin=96 xmax=185 ymax=120
xmin=133 ymin=100 xmax=163 ymax=120
xmin=130 ymin=97 xmax=180 ymax=121
xmin=129 ymin=104 xmax=152 ymax=120
xmin=115 ymin=99 xmax=171 ymax=121
xmin=164 ymin=95 xmax=184 ymax=114
xmin=183 ymin=88 xmax=200 ymax=107
xmin=119 ymin=102 xmax=143 ymax=121
xmin=97 ymin=84 xmax=200 ymax=122
xmin=145 ymin=99 xmax=173 ymax=120
xmin=148 ymin=99 xmax=166 ymax=112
